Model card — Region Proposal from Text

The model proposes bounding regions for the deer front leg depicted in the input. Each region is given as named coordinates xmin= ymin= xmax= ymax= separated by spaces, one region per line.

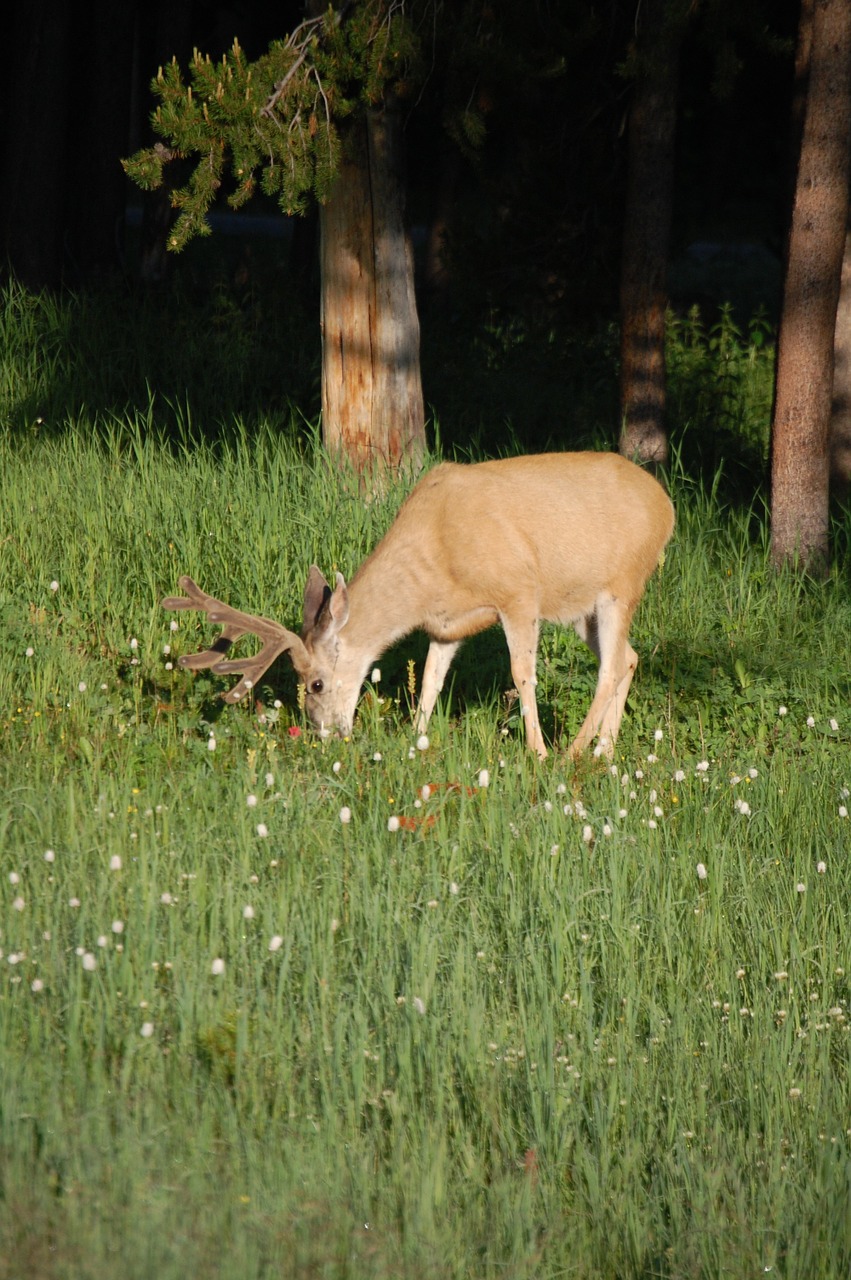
xmin=502 ymin=615 xmax=547 ymax=759
xmin=568 ymin=598 xmax=636 ymax=759
xmin=415 ymin=640 xmax=460 ymax=732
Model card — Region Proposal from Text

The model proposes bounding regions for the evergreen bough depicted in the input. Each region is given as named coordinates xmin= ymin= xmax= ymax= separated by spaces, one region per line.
xmin=123 ymin=2 xmax=422 ymax=249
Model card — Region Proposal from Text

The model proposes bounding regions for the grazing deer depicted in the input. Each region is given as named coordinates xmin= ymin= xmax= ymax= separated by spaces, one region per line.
xmin=163 ymin=452 xmax=674 ymax=759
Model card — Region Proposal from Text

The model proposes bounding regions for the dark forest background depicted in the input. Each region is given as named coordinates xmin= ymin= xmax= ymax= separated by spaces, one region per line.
xmin=0 ymin=0 xmax=799 ymax=459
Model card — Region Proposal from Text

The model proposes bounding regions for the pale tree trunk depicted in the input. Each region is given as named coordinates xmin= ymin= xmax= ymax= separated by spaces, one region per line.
xmin=770 ymin=0 xmax=851 ymax=570
xmin=829 ymin=226 xmax=851 ymax=489
xmin=319 ymin=98 xmax=426 ymax=478
xmin=618 ymin=0 xmax=682 ymax=469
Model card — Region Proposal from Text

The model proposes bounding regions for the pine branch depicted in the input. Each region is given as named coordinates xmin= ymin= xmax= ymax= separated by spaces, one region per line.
xmin=260 ymin=6 xmax=352 ymax=119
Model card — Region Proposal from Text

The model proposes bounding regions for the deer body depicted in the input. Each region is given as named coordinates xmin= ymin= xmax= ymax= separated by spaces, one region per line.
xmin=164 ymin=452 xmax=674 ymax=759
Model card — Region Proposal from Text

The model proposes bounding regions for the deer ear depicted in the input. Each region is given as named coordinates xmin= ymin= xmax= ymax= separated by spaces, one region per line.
xmin=303 ymin=565 xmax=331 ymax=630
xmin=328 ymin=572 xmax=349 ymax=628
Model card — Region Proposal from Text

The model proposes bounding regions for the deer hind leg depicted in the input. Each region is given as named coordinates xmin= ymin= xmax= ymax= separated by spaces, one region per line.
xmin=415 ymin=640 xmax=461 ymax=732
xmin=501 ymin=614 xmax=548 ymax=759
xmin=568 ymin=596 xmax=637 ymax=760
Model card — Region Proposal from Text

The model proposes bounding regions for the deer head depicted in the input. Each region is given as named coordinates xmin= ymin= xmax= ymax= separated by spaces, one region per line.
xmin=163 ymin=569 xmax=367 ymax=738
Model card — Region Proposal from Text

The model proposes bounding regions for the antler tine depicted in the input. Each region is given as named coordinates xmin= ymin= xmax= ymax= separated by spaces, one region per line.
xmin=162 ymin=575 xmax=308 ymax=704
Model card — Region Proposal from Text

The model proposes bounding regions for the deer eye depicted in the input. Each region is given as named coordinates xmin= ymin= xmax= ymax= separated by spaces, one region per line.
xmin=309 ymin=679 xmax=324 ymax=695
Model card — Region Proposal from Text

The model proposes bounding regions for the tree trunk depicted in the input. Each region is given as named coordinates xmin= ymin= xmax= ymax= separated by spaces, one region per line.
xmin=618 ymin=0 xmax=682 ymax=468
xmin=424 ymin=141 xmax=462 ymax=305
xmin=0 ymin=0 xmax=74 ymax=289
xmin=319 ymin=99 xmax=426 ymax=478
xmin=770 ymin=0 xmax=851 ymax=570
xmin=68 ymin=0 xmax=136 ymax=284
xmin=830 ymin=226 xmax=851 ymax=489
xmin=133 ymin=0 xmax=195 ymax=284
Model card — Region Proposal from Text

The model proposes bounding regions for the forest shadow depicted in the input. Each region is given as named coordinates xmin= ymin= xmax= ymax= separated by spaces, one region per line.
xmin=4 ymin=216 xmax=778 ymax=509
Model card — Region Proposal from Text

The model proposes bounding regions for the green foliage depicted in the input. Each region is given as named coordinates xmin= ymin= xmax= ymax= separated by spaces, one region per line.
xmin=123 ymin=3 xmax=422 ymax=249
xmin=666 ymin=303 xmax=775 ymax=493
xmin=0 ymin=264 xmax=321 ymax=436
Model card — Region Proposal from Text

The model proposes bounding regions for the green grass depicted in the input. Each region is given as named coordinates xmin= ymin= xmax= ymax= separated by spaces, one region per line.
xmin=2 ymin=289 xmax=851 ymax=1278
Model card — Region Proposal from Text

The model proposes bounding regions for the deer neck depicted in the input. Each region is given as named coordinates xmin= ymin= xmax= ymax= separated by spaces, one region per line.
xmin=342 ymin=545 xmax=422 ymax=662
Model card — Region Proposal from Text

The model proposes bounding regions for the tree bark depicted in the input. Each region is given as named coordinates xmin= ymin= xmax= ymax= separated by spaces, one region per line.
xmin=0 ymin=0 xmax=74 ymax=289
xmin=319 ymin=100 xmax=426 ymax=477
xmin=830 ymin=226 xmax=851 ymax=488
xmin=770 ymin=0 xmax=851 ymax=570
xmin=68 ymin=0 xmax=136 ymax=283
xmin=423 ymin=141 xmax=462 ymax=305
xmin=618 ymin=0 xmax=682 ymax=468
xmin=134 ymin=0 xmax=195 ymax=285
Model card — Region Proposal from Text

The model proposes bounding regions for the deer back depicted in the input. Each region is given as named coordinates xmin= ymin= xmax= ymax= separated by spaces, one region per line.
xmin=347 ymin=452 xmax=674 ymax=635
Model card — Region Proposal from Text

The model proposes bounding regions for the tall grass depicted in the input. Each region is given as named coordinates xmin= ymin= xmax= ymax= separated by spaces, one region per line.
xmin=1 ymin=289 xmax=850 ymax=1279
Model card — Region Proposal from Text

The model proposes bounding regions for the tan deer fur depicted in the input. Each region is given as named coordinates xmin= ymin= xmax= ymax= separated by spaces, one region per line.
xmin=164 ymin=452 xmax=674 ymax=759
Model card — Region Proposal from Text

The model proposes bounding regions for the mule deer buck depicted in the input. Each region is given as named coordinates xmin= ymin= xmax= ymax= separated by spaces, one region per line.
xmin=163 ymin=453 xmax=674 ymax=759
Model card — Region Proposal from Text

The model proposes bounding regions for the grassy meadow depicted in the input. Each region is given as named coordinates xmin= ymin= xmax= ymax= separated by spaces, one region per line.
xmin=2 ymin=281 xmax=851 ymax=1278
